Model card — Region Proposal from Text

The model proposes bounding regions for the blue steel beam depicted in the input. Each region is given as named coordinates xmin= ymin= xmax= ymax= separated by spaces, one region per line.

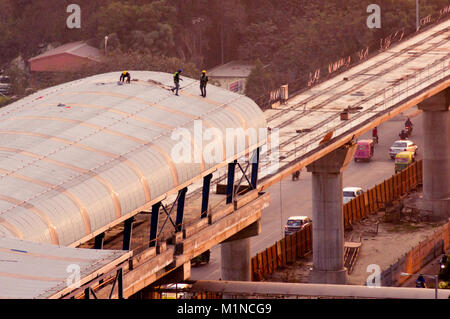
xmin=226 ymin=160 xmax=237 ymax=204
xmin=251 ymin=147 xmax=260 ymax=189
xmin=94 ymin=233 xmax=105 ymax=249
xmin=201 ymin=174 xmax=213 ymax=218
xmin=149 ymin=202 xmax=161 ymax=247
xmin=175 ymin=187 xmax=188 ymax=232
xmin=122 ymin=217 xmax=134 ymax=250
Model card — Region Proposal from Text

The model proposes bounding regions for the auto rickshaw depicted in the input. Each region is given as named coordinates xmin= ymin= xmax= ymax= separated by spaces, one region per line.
xmin=354 ymin=139 xmax=374 ymax=162
xmin=394 ymin=151 xmax=414 ymax=174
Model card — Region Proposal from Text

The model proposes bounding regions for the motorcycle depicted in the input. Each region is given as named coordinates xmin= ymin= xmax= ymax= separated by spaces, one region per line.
xmin=405 ymin=124 xmax=413 ymax=137
xmin=399 ymin=130 xmax=408 ymax=140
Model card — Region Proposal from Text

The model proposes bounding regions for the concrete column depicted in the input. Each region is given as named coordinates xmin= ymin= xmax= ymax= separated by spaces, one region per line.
xmin=306 ymin=142 xmax=357 ymax=284
xmin=220 ymin=221 xmax=260 ymax=282
xmin=418 ymin=87 xmax=450 ymax=221
xmin=221 ymin=238 xmax=251 ymax=281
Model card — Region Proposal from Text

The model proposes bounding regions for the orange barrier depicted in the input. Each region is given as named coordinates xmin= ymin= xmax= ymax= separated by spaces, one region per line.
xmin=251 ymin=223 xmax=312 ymax=281
xmin=344 ymin=160 xmax=422 ymax=227
xmin=382 ymin=222 xmax=449 ymax=287
xmin=251 ymin=160 xmax=423 ymax=281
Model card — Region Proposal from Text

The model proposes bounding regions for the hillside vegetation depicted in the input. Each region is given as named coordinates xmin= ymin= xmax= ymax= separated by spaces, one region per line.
xmin=0 ymin=0 xmax=448 ymax=102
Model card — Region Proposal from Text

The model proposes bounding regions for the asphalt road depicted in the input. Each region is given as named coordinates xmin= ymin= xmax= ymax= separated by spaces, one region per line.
xmin=191 ymin=109 xmax=424 ymax=280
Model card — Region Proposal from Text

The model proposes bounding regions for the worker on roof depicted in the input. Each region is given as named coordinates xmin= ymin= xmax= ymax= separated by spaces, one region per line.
xmin=120 ymin=71 xmax=131 ymax=84
xmin=171 ymin=69 xmax=183 ymax=96
xmin=200 ymin=70 xmax=208 ymax=98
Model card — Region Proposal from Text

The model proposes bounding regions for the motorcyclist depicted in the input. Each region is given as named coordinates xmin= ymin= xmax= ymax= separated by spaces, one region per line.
xmin=405 ymin=117 xmax=413 ymax=135
xmin=440 ymin=254 xmax=448 ymax=268
xmin=399 ymin=129 xmax=408 ymax=140
xmin=372 ymin=127 xmax=378 ymax=143
xmin=405 ymin=117 xmax=413 ymax=128
xmin=415 ymin=274 xmax=426 ymax=288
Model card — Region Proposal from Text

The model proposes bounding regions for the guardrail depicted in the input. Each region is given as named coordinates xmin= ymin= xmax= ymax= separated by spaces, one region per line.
xmin=251 ymin=160 xmax=423 ymax=281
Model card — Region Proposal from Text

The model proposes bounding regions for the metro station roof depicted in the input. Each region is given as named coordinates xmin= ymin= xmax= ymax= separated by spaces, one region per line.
xmin=0 ymin=71 xmax=267 ymax=247
xmin=0 ymin=236 xmax=130 ymax=299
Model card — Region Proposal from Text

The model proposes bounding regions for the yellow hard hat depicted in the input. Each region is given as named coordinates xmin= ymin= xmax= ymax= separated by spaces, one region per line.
xmin=123 ymin=71 xmax=127 ymax=75
xmin=202 ymin=70 xmax=206 ymax=73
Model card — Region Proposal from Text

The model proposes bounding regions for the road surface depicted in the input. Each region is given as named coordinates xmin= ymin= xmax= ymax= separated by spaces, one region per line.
xmin=191 ymin=108 xmax=424 ymax=280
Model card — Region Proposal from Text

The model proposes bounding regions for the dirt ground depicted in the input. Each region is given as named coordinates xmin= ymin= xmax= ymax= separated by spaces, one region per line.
xmin=265 ymin=188 xmax=447 ymax=285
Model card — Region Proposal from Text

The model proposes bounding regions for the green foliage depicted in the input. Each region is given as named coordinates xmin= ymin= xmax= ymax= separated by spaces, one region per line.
xmin=245 ymin=59 xmax=278 ymax=107
xmin=6 ymin=64 xmax=27 ymax=96
xmin=1 ymin=0 xmax=448 ymax=103
xmin=95 ymin=0 xmax=177 ymax=55
xmin=0 ymin=96 xmax=11 ymax=108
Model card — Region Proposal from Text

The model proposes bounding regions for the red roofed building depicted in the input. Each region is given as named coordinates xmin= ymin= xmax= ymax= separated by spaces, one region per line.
xmin=28 ymin=41 xmax=103 ymax=72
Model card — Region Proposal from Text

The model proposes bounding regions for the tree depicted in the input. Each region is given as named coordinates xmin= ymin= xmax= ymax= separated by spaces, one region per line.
xmin=245 ymin=59 xmax=278 ymax=109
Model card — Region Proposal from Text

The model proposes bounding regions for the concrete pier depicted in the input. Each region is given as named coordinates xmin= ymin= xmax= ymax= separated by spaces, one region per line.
xmin=418 ymin=87 xmax=450 ymax=221
xmin=306 ymin=142 xmax=357 ymax=284
xmin=220 ymin=221 xmax=260 ymax=282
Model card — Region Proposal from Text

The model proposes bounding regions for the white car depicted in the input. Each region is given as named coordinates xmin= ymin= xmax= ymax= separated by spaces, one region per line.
xmin=343 ymin=187 xmax=363 ymax=204
xmin=389 ymin=140 xmax=418 ymax=159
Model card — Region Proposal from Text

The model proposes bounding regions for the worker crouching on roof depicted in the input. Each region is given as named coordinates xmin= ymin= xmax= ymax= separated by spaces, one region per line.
xmin=120 ymin=71 xmax=131 ymax=84
xmin=200 ymin=70 xmax=208 ymax=97
xmin=171 ymin=69 xmax=183 ymax=95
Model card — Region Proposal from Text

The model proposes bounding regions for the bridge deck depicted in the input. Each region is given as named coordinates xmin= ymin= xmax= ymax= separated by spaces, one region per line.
xmin=197 ymin=19 xmax=449 ymax=193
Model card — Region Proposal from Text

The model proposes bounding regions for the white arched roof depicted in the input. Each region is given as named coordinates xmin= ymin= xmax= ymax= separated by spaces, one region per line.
xmin=0 ymin=71 xmax=267 ymax=246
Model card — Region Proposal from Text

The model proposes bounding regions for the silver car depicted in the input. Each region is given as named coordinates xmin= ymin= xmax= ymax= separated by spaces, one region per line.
xmin=389 ymin=140 xmax=418 ymax=159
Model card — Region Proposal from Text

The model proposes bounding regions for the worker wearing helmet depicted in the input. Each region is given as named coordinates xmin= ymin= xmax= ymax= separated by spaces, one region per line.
xmin=200 ymin=70 xmax=208 ymax=97
xmin=120 ymin=71 xmax=131 ymax=84
xmin=171 ymin=69 xmax=183 ymax=96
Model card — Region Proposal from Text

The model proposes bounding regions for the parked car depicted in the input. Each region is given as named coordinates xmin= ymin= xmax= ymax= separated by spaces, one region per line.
xmin=389 ymin=140 xmax=418 ymax=159
xmin=343 ymin=187 xmax=363 ymax=204
xmin=284 ymin=216 xmax=312 ymax=236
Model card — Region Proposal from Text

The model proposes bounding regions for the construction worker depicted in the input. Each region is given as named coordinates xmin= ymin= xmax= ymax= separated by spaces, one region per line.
xmin=171 ymin=69 xmax=183 ymax=95
xmin=120 ymin=71 xmax=131 ymax=83
xmin=200 ymin=70 xmax=208 ymax=97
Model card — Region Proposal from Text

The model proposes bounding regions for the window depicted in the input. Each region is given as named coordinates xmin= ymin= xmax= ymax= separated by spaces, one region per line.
xmin=287 ymin=220 xmax=303 ymax=227
xmin=357 ymin=144 xmax=367 ymax=150
xmin=393 ymin=142 xmax=407 ymax=148
xmin=343 ymin=191 xmax=356 ymax=197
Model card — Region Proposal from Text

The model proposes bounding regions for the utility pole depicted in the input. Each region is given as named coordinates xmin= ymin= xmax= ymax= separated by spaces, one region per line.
xmin=220 ymin=22 xmax=224 ymax=64
xmin=416 ymin=0 xmax=419 ymax=31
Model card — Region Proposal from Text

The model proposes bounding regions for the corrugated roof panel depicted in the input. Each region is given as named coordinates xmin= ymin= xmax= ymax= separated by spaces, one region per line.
xmin=0 ymin=71 xmax=267 ymax=246
xmin=4 ymin=207 xmax=52 ymax=243
xmin=0 ymin=237 xmax=130 ymax=299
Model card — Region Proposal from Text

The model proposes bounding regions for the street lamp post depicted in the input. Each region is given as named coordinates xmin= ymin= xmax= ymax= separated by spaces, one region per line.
xmin=401 ymin=272 xmax=438 ymax=299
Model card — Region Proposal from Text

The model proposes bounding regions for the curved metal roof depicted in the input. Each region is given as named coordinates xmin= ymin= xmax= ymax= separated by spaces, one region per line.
xmin=0 ymin=236 xmax=130 ymax=299
xmin=0 ymin=71 xmax=267 ymax=246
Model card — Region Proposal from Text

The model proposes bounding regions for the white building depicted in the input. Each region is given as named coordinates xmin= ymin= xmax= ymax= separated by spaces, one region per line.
xmin=207 ymin=60 xmax=254 ymax=95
